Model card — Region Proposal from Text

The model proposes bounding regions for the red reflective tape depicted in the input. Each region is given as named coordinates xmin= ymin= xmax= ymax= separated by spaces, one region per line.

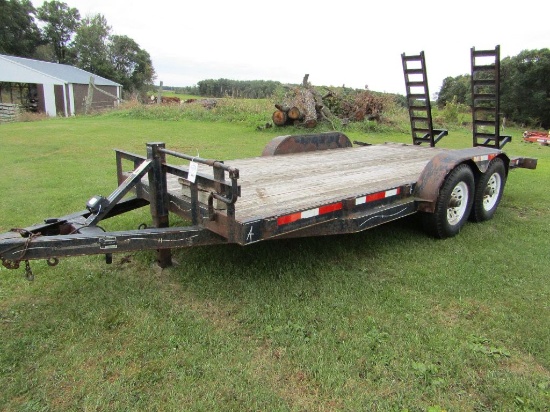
xmin=277 ymin=202 xmax=343 ymax=226
xmin=356 ymin=187 xmax=402 ymax=206
xmin=366 ymin=192 xmax=386 ymax=202
xmin=277 ymin=213 xmax=301 ymax=226
xmin=319 ymin=202 xmax=343 ymax=214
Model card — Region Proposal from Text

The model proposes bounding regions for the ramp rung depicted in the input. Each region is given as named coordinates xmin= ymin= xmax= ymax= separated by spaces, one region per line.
xmin=408 ymin=94 xmax=428 ymax=99
xmin=472 ymin=50 xmax=498 ymax=57
xmin=473 ymin=106 xmax=496 ymax=113
xmin=413 ymin=128 xmax=431 ymax=134
xmin=473 ymin=65 xmax=496 ymax=72
xmin=404 ymin=68 xmax=424 ymax=75
xmin=475 ymin=133 xmax=498 ymax=139
xmin=474 ymin=120 xmax=497 ymax=127
xmin=473 ymin=93 xmax=496 ymax=99
xmin=472 ymin=79 xmax=496 ymax=86
xmin=402 ymin=55 xmax=422 ymax=62
xmin=406 ymin=81 xmax=426 ymax=87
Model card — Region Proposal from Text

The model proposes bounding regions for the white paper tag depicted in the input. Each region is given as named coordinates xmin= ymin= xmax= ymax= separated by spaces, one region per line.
xmin=188 ymin=161 xmax=198 ymax=183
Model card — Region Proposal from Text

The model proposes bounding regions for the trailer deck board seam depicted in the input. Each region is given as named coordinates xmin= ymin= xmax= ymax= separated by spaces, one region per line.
xmin=155 ymin=143 xmax=448 ymax=223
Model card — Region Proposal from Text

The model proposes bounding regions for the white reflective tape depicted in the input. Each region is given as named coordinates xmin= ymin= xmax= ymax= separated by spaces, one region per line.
xmin=355 ymin=196 xmax=367 ymax=206
xmin=301 ymin=208 xmax=319 ymax=219
xmin=474 ymin=155 xmax=489 ymax=162
xmin=385 ymin=189 xmax=398 ymax=197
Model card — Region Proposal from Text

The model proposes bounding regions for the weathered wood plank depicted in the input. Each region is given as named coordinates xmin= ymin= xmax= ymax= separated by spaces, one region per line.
xmin=164 ymin=144 xmax=446 ymax=222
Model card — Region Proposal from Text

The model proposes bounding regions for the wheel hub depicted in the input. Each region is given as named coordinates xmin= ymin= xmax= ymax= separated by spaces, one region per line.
xmin=447 ymin=181 xmax=469 ymax=226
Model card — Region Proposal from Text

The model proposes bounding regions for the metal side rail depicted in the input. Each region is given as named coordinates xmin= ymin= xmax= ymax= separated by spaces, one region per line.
xmin=274 ymin=198 xmax=418 ymax=240
xmin=1 ymin=141 xmax=241 ymax=274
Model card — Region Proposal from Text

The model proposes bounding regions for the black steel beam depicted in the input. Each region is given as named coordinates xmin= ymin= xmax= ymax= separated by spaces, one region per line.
xmin=0 ymin=226 xmax=226 ymax=263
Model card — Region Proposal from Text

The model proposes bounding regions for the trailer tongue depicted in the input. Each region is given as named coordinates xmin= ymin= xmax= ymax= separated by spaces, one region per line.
xmin=0 ymin=132 xmax=537 ymax=279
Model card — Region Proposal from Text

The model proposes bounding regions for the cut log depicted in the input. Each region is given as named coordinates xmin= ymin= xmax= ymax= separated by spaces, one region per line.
xmin=304 ymin=119 xmax=317 ymax=128
xmin=287 ymin=106 xmax=302 ymax=120
xmin=272 ymin=110 xmax=288 ymax=126
xmin=273 ymin=74 xmax=340 ymax=128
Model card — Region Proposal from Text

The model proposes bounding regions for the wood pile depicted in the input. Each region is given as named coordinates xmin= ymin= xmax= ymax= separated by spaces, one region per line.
xmin=0 ymin=103 xmax=18 ymax=123
xmin=272 ymin=75 xmax=389 ymax=128
xmin=182 ymin=98 xmax=218 ymax=109
xmin=322 ymin=89 xmax=384 ymax=122
xmin=272 ymin=75 xmax=328 ymax=128
xmin=150 ymin=96 xmax=181 ymax=104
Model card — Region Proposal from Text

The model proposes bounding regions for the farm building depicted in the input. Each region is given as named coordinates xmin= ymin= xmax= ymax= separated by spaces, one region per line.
xmin=0 ymin=54 xmax=122 ymax=117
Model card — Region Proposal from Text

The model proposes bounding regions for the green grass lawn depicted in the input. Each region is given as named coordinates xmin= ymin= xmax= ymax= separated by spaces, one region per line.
xmin=1 ymin=111 xmax=549 ymax=411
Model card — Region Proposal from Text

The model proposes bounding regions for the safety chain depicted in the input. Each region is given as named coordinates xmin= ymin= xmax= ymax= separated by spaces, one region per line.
xmin=0 ymin=229 xmax=41 ymax=280
xmin=24 ymin=260 xmax=34 ymax=281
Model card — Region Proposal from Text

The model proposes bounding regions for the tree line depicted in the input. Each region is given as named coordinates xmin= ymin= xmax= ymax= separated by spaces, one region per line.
xmin=174 ymin=79 xmax=282 ymax=99
xmin=0 ymin=0 xmax=155 ymax=95
xmin=436 ymin=49 xmax=550 ymax=129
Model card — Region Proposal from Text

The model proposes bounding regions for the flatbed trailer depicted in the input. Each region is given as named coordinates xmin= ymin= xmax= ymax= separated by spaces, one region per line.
xmin=0 ymin=132 xmax=537 ymax=279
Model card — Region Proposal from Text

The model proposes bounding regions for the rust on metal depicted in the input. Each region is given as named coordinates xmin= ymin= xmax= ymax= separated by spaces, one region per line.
xmin=414 ymin=147 xmax=509 ymax=213
xmin=261 ymin=132 xmax=352 ymax=156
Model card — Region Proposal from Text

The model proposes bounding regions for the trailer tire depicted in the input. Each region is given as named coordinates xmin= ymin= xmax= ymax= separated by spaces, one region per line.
xmin=423 ymin=164 xmax=474 ymax=238
xmin=470 ymin=158 xmax=507 ymax=222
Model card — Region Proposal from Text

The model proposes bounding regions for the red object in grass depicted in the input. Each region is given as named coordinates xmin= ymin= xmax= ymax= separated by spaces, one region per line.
xmin=523 ymin=131 xmax=550 ymax=145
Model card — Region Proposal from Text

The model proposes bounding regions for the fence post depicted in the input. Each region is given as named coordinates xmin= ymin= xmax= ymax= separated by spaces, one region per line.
xmin=157 ymin=81 xmax=163 ymax=105
xmin=146 ymin=142 xmax=172 ymax=268
xmin=85 ymin=76 xmax=94 ymax=114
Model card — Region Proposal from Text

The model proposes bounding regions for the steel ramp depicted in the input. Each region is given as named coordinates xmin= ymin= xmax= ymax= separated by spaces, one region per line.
xmin=401 ymin=51 xmax=447 ymax=147
xmin=470 ymin=45 xmax=511 ymax=148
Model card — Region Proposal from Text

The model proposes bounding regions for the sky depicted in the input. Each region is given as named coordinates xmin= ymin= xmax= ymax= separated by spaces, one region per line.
xmin=32 ymin=0 xmax=550 ymax=96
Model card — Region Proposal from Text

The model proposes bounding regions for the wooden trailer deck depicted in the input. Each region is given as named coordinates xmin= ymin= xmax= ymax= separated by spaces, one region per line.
xmin=166 ymin=143 xmax=448 ymax=223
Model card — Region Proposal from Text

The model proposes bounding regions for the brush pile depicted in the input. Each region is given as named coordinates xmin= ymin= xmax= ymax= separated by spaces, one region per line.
xmin=272 ymin=75 xmax=389 ymax=128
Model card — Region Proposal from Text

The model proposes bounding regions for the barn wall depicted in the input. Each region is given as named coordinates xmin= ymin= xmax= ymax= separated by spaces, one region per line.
xmin=72 ymin=84 xmax=119 ymax=114
xmin=92 ymin=85 xmax=119 ymax=110
xmin=72 ymin=84 xmax=87 ymax=114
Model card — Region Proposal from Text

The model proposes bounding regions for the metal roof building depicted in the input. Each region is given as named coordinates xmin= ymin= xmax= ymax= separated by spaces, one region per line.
xmin=0 ymin=54 xmax=122 ymax=117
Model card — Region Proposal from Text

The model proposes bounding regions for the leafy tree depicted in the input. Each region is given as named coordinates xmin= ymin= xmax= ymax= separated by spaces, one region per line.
xmin=436 ymin=74 xmax=470 ymax=107
xmin=71 ymin=16 xmax=155 ymax=94
xmin=110 ymin=35 xmax=155 ymax=93
xmin=196 ymin=79 xmax=281 ymax=98
xmin=0 ymin=0 xmax=41 ymax=57
xmin=33 ymin=43 xmax=56 ymax=62
xmin=72 ymin=14 xmax=112 ymax=77
xmin=501 ymin=49 xmax=550 ymax=128
xmin=36 ymin=0 xmax=80 ymax=63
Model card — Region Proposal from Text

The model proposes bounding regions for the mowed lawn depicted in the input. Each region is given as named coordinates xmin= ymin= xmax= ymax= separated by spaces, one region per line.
xmin=1 ymin=115 xmax=549 ymax=411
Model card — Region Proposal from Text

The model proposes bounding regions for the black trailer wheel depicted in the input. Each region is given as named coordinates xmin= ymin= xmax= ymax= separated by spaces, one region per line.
xmin=470 ymin=158 xmax=507 ymax=222
xmin=423 ymin=164 xmax=475 ymax=238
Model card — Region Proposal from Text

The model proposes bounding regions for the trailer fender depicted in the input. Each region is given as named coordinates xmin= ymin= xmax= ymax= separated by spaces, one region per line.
xmin=415 ymin=149 xmax=509 ymax=213
xmin=261 ymin=132 xmax=352 ymax=156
